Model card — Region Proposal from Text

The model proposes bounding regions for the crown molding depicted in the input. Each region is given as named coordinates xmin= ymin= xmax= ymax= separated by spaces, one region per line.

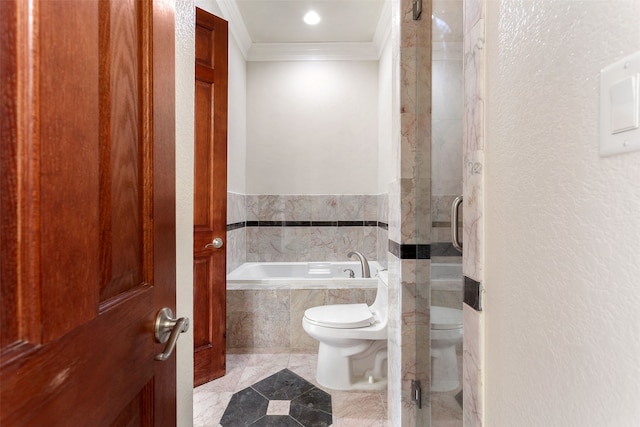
xmin=217 ymin=0 xmax=391 ymax=62
xmin=216 ymin=0 xmax=251 ymax=59
xmin=248 ymin=42 xmax=379 ymax=62
xmin=373 ymin=0 xmax=392 ymax=58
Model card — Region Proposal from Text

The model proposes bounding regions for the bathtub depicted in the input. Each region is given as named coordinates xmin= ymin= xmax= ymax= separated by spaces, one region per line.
xmin=225 ymin=261 xmax=461 ymax=352
xmin=226 ymin=261 xmax=382 ymax=351
xmin=226 ymin=261 xmax=383 ymax=290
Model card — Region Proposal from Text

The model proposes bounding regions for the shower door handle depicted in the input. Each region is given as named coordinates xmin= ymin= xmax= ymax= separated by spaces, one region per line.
xmin=451 ymin=195 xmax=463 ymax=253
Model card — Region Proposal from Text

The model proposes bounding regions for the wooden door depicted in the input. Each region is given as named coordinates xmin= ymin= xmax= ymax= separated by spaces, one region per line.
xmin=0 ymin=1 xmax=177 ymax=425
xmin=193 ymin=8 xmax=228 ymax=387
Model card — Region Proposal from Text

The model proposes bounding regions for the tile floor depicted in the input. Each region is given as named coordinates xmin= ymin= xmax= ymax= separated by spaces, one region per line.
xmin=193 ymin=351 xmax=463 ymax=427
xmin=193 ymin=352 xmax=388 ymax=427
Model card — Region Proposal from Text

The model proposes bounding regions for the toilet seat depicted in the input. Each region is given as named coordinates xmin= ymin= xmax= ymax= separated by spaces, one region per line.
xmin=304 ymin=304 xmax=374 ymax=329
xmin=431 ymin=306 xmax=463 ymax=330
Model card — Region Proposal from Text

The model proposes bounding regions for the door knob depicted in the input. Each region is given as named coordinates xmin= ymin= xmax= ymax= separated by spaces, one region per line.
xmin=154 ymin=307 xmax=189 ymax=361
xmin=205 ymin=237 xmax=223 ymax=249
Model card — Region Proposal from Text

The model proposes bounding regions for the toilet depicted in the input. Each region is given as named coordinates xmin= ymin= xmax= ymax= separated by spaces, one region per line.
xmin=302 ymin=272 xmax=389 ymax=391
xmin=431 ymin=305 xmax=463 ymax=392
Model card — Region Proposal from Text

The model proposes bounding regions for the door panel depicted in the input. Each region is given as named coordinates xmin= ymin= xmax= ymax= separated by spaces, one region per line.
xmin=193 ymin=8 xmax=228 ymax=387
xmin=0 ymin=0 xmax=176 ymax=425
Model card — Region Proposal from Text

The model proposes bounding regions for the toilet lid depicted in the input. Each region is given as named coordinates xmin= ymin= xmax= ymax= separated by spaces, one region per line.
xmin=431 ymin=306 xmax=463 ymax=330
xmin=304 ymin=304 xmax=374 ymax=329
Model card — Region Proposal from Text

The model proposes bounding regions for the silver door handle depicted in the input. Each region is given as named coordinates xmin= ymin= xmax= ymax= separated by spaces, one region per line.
xmin=205 ymin=237 xmax=223 ymax=249
xmin=451 ymin=195 xmax=463 ymax=253
xmin=154 ymin=307 xmax=189 ymax=361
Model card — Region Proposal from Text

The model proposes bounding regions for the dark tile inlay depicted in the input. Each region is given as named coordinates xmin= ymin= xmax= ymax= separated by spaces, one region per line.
xmin=251 ymin=415 xmax=303 ymax=426
xmin=219 ymin=387 xmax=269 ymax=426
xmin=252 ymin=369 xmax=315 ymax=400
xmin=464 ymin=276 xmax=482 ymax=311
xmin=290 ymin=388 xmax=333 ymax=426
xmin=389 ymin=239 xmax=431 ymax=259
xmin=220 ymin=369 xmax=332 ymax=427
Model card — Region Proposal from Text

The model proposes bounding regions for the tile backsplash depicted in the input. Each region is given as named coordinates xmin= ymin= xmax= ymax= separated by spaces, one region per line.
xmin=227 ymin=192 xmax=389 ymax=273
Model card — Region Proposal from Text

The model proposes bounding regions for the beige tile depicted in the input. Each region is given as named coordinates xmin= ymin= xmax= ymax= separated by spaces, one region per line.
xmin=331 ymin=390 xmax=387 ymax=420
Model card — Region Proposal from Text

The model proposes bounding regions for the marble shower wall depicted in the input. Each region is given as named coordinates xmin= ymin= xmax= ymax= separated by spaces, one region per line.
xmin=386 ymin=0 xmax=432 ymax=425
xmin=462 ymin=0 xmax=485 ymax=424
xmin=226 ymin=192 xmax=389 ymax=274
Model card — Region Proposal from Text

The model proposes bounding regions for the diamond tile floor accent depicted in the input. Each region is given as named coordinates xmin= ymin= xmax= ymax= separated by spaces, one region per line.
xmin=193 ymin=352 xmax=389 ymax=427
xmin=219 ymin=369 xmax=332 ymax=426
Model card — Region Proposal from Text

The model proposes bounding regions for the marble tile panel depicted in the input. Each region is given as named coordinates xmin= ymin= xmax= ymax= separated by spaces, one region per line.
xmin=290 ymin=289 xmax=326 ymax=351
xmin=193 ymin=390 xmax=233 ymax=427
xmin=338 ymin=194 xmax=364 ymax=221
xmin=330 ymin=391 xmax=387 ymax=420
xmin=387 ymin=180 xmax=402 ymax=243
xmin=226 ymin=228 xmax=246 ymax=274
xmin=364 ymin=195 xmax=378 ymax=221
xmin=463 ymin=304 xmax=483 ymax=427
xmin=226 ymin=192 xmax=245 ymax=225
xmin=376 ymin=228 xmax=389 ymax=269
xmin=463 ymin=0 xmax=484 ymax=33
xmin=336 ymin=226 xmax=364 ymax=258
xmin=310 ymin=195 xmax=339 ymax=221
xmin=249 ymin=227 xmax=284 ymax=262
xmin=462 ymin=149 xmax=483 ymax=282
xmin=309 ymin=226 xmax=340 ymax=261
xmin=283 ymin=195 xmax=311 ymax=221
xmin=463 ymin=18 xmax=485 ymax=153
xmin=327 ymin=288 xmax=367 ymax=305
xmin=259 ymin=194 xmax=285 ymax=221
xmin=377 ymin=193 xmax=389 ymax=224
xmin=399 ymin=178 xmax=418 ymax=243
xmin=226 ymin=311 xmax=254 ymax=349
xmin=282 ymin=227 xmax=311 ymax=262
xmin=362 ymin=226 xmax=379 ymax=261
xmin=246 ymin=194 xmax=260 ymax=222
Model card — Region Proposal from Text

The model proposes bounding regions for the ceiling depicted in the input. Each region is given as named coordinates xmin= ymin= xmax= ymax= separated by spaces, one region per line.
xmin=219 ymin=0 xmax=389 ymax=60
xmin=235 ymin=0 xmax=386 ymax=44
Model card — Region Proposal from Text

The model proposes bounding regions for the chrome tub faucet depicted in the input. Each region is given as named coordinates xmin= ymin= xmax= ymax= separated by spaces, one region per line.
xmin=347 ymin=251 xmax=371 ymax=278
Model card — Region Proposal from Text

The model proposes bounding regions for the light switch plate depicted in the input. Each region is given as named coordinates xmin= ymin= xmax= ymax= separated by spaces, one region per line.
xmin=600 ymin=51 xmax=640 ymax=157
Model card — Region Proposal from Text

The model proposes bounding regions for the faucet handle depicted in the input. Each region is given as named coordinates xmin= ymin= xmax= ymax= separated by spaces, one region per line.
xmin=343 ymin=268 xmax=355 ymax=278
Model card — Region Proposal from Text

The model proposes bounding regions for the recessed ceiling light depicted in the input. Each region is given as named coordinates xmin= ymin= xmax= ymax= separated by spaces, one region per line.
xmin=303 ymin=10 xmax=321 ymax=25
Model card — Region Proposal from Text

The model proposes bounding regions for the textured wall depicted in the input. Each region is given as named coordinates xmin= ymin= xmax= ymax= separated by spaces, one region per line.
xmin=484 ymin=1 xmax=640 ymax=425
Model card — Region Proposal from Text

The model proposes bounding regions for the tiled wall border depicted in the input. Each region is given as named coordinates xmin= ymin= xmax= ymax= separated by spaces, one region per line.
xmin=388 ymin=240 xmax=431 ymax=259
xmin=228 ymin=221 xmax=432 ymax=261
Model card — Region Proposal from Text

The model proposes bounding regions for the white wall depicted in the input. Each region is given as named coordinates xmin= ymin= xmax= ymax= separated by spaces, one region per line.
xmin=484 ymin=1 xmax=640 ymax=425
xmin=227 ymin=36 xmax=247 ymax=193
xmin=246 ymin=61 xmax=379 ymax=195
xmin=194 ymin=1 xmax=247 ymax=195
xmin=378 ymin=37 xmax=393 ymax=193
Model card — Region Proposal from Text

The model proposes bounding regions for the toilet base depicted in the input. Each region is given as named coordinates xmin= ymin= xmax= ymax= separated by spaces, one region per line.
xmin=316 ymin=340 xmax=387 ymax=391
xmin=431 ymin=344 xmax=460 ymax=392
